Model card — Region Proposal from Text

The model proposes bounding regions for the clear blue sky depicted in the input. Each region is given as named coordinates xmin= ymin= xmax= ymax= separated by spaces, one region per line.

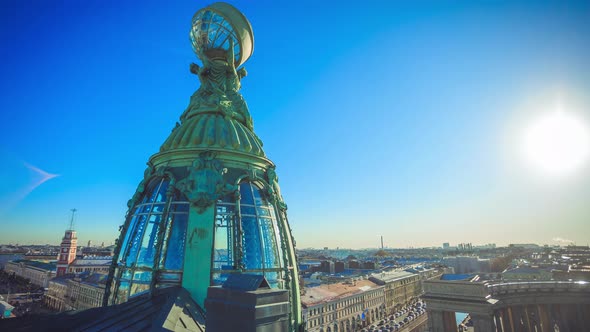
xmin=1 ymin=0 xmax=589 ymax=248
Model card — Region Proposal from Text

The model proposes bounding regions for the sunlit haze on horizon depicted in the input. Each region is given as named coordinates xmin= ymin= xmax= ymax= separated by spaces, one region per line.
xmin=1 ymin=0 xmax=589 ymax=249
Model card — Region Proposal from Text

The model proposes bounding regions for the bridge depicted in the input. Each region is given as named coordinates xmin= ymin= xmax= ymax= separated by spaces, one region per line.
xmin=422 ymin=280 xmax=590 ymax=332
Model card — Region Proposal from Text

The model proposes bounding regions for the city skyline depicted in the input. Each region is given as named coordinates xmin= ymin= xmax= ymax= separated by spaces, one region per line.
xmin=1 ymin=0 xmax=590 ymax=248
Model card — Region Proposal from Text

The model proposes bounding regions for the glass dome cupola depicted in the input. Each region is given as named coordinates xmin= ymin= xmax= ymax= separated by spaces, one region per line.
xmin=105 ymin=2 xmax=302 ymax=330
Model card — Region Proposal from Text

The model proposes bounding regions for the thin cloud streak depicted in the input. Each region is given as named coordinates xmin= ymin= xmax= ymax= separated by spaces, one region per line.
xmin=0 ymin=162 xmax=59 ymax=215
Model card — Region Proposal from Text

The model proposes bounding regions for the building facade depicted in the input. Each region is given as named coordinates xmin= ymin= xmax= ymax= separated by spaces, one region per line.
xmin=370 ymin=271 xmax=421 ymax=313
xmin=302 ymin=279 xmax=386 ymax=332
xmin=4 ymin=260 xmax=56 ymax=288
xmin=67 ymin=257 xmax=111 ymax=274
xmin=45 ymin=278 xmax=69 ymax=311
xmin=423 ymin=278 xmax=590 ymax=332
xmin=442 ymin=256 xmax=491 ymax=274
xmin=44 ymin=273 xmax=107 ymax=312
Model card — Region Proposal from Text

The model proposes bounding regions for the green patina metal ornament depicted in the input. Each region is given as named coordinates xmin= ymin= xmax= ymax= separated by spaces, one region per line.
xmin=176 ymin=151 xmax=236 ymax=213
xmin=104 ymin=2 xmax=302 ymax=331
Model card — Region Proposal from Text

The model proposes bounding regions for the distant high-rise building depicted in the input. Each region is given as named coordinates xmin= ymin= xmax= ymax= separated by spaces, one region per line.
xmin=87 ymin=240 xmax=92 ymax=248
xmin=443 ymin=242 xmax=450 ymax=250
xmin=320 ymin=260 xmax=335 ymax=274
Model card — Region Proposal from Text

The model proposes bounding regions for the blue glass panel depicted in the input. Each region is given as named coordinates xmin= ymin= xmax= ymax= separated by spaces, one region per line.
xmin=213 ymin=227 xmax=232 ymax=270
xmin=138 ymin=204 xmax=151 ymax=214
xmin=241 ymin=205 xmax=256 ymax=215
xmin=119 ymin=214 xmax=139 ymax=263
xmin=208 ymin=29 xmax=218 ymax=48
xmin=146 ymin=179 xmax=163 ymax=203
xmin=216 ymin=203 xmax=234 ymax=214
xmin=256 ymin=207 xmax=271 ymax=217
xmin=242 ymin=216 xmax=262 ymax=269
xmin=240 ymin=183 xmax=254 ymax=205
xmin=138 ymin=189 xmax=150 ymax=205
xmin=252 ymin=185 xmax=264 ymax=206
xmin=172 ymin=203 xmax=189 ymax=213
xmin=158 ymin=272 xmax=182 ymax=282
xmin=136 ymin=220 xmax=158 ymax=267
xmin=148 ymin=214 xmax=161 ymax=224
xmin=221 ymin=20 xmax=232 ymax=31
xmin=270 ymin=207 xmax=285 ymax=268
xmin=221 ymin=38 xmax=230 ymax=50
xmin=116 ymin=281 xmax=129 ymax=304
xmin=158 ymin=215 xmax=172 ymax=269
xmin=264 ymin=271 xmax=280 ymax=288
xmin=133 ymin=271 xmax=152 ymax=282
xmin=125 ymin=215 xmax=147 ymax=266
xmin=165 ymin=213 xmax=188 ymax=270
xmin=259 ymin=217 xmax=279 ymax=268
xmin=202 ymin=10 xmax=211 ymax=21
xmin=121 ymin=268 xmax=132 ymax=280
xmin=152 ymin=204 xmax=165 ymax=213
xmin=129 ymin=282 xmax=150 ymax=297
xmin=155 ymin=181 xmax=169 ymax=202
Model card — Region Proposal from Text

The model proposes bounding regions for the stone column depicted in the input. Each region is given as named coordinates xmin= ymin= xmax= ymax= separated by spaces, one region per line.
xmin=471 ymin=313 xmax=495 ymax=332
xmin=493 ymin=312 xmax=503 ymax=332
xmin=428 ymin=309 xmax=445 ymax=332
xmin=538 ymin=304 xmax=550 ymax=332
xmin=500 ymin=308 xmax=514 ymax=332
xmin=511 ymin=305 xmax=526 ymax=332
xmin=442 ymin=311 xmax=457 ymax=332
xmin=428 ymin=310 xmax=457 ymax=332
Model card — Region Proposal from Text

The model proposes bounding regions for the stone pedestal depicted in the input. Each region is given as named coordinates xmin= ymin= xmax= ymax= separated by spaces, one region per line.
xmin=205 ymin=285 xmax=290 ymax=332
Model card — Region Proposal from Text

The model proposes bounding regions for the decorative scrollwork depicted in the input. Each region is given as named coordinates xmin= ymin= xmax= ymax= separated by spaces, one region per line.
xmin=266 ymin=166 xmax=287 ymax=210
xmin=176 ymin=151 xmax=237 ymax=213
xmin=180 ymin=40 xmax=254 ymax=131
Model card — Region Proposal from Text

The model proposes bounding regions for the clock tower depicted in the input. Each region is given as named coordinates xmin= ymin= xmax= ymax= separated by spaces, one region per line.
xmin=56 ymin=209 xmax=78 ymax=276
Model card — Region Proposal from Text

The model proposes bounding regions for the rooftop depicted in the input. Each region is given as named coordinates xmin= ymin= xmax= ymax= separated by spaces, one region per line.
xmin=11 ymin=259 xmax=56 ymax=271
xmin=369 ymin=270 xmax=416 ymax=284
xmin=70 ymin=257 xmax=112 ymax=266
xmin=301 ymin=279 xmax=381 ymax=307
xmin=0 ymin=286 xmax=205 ymax=332
xmin=440 ymin=273 xmax=475 ymax=281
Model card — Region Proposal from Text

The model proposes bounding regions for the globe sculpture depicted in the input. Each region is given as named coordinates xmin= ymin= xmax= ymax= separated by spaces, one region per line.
xmin=190 ymin=2 xmax=254 ymax=67
xmin=104 ymin=2 xmax=302 ymax=330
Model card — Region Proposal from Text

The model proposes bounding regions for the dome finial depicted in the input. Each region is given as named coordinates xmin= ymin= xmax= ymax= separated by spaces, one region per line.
xmin=190 ymin=2 xmax=254 ymax=67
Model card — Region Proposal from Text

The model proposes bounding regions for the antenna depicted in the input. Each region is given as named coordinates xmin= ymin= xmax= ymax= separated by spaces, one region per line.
xmin=69 ymin=208 xmax=77 ymax=230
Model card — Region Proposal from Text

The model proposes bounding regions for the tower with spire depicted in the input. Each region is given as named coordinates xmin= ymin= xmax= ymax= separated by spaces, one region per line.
xmin=56 ymin=209 xmax=78 ymax=277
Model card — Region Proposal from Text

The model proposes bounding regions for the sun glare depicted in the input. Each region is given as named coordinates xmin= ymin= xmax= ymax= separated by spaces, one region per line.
xmin=522 ymin=110 xmax=590 ymax=176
